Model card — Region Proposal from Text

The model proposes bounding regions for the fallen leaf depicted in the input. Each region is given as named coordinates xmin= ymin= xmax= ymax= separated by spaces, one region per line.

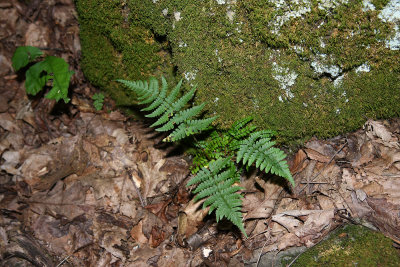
xmin=304 ymin=148 xmax=331 ymax=163
xmin=364 ymin=120 xmax=394 ymax=142
xmin=130 ymin=220 xmax=149 ymax=245
xmin=149 ymin=225 xmax=166 ymax=248
xmin=289 ymin=149 xmax=308 ymax=174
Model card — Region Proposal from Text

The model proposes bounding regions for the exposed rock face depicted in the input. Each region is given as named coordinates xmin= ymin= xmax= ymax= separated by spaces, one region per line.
xmin=76 ymin=0 xmax=400 ymax=145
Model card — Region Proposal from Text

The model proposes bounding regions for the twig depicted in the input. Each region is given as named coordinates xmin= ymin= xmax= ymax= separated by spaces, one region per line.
xmin=256 ymin=238 xmax=270 ymax=267
xmin=126 ymin=168 xmax=147 ymax=207
xmin=286 ymin=251 xmax=302 ymax=267
xmin=55 ymin=255 xmax=72 ymax=267
xmin=300 ymin=181 xmax=329 ymax=184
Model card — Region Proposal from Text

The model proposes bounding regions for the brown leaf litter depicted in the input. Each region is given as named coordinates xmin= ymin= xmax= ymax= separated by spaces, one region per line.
xmin=1 ymin=0 xmax=399 ymax=266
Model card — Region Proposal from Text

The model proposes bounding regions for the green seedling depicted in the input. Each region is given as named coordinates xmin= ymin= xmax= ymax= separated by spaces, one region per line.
xmin=12 ymin=46 xmax=74 ymax=103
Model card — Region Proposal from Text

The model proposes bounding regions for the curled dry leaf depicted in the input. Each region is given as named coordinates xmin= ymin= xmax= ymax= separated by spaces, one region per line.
xmin=364 ymin=120 xmax=395 ymax=143
xmin=304 ymin=148 xmax=331 ymax=163
xmin=289 ymin=149 xmax=308 ymax=174
xmin=243 ymin=176 xmax=283 ymax=221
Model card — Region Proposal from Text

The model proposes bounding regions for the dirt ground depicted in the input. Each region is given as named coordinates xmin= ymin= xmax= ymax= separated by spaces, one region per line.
xmin=0 ymin=0 xmax=399 ymax=266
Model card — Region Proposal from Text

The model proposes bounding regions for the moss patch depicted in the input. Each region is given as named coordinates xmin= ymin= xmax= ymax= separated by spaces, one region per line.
xmin=75 ymin=0 xmax=175 ymax=106
xmin=286 ymin=224 xmax=400 ymax=266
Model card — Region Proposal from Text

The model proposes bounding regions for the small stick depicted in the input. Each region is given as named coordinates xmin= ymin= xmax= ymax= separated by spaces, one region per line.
xmin=126 ymin=168 xmax=147 ymax=207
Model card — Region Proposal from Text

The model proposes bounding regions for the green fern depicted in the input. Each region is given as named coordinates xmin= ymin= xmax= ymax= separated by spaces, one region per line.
xmin=118 ymin=76 xmax=294 ymax=237
xmin=187 ymin=158 xmax=245 ymax=235
xmin=187 ymin=118 xmax=294 ymax=236
xmin=116 ymin=77 xmax=217 ymax=142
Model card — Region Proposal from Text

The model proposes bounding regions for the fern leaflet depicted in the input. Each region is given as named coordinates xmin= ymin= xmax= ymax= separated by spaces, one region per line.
xmin=189 ymin=116 xmax=256 ymax=174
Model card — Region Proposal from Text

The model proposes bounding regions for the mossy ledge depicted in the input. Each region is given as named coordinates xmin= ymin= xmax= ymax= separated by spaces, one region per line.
xmin=75 ymin=0 xmax=400 ymax=147
xmin=286 ymin=224 xmax=400 ymax=266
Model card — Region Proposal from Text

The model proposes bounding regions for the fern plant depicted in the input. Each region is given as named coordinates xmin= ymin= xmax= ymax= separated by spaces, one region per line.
xmin=117 ymin=76 xmax=217 ymax=142
xmin=187 ymin=117 xmax=294 ymax=237
xmin=92 ymin=93 xmax=105 ymax=111
xmin=118 ymin=76 xmax=294 ymax=237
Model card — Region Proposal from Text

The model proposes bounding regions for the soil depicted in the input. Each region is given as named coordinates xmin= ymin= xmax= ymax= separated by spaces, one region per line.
xmin=0 ymin=0 xmax=399 ymax=266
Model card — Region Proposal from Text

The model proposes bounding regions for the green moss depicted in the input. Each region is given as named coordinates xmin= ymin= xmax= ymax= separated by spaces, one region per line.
xmin=75 ymin=0 xmax=173 ymax=106
xmin=371 ymin=0 xmax=390 ymax=10
xmin=287 ymin=224 xmax=400 ymax=266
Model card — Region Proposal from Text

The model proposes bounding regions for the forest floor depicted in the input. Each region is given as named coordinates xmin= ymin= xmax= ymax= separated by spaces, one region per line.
xmin=0 ymin=0 xmax=400 ymax=266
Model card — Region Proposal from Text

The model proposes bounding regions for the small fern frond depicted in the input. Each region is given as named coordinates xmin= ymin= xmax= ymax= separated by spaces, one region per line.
xmin=237 ymin=131 xmax=294 ymax=186
xmin=172 ymin=86 xmax=197 ymax=111
xmin=228 ymin=116 xmax=256 ymax=139
xmin=187 ymin=158 xmax=246 ymax=235
xmin=115 ymin=79 xmax=149 ymax=97
xmin=165 ymin=78 xmax=182 ymax=104
xmin=141 ymin=78 xmax=166 ymax=111
xmin=149 ymin=84 xmax=196 ymax=126
xmin=117 ymin=76 xmax=216 ymax=142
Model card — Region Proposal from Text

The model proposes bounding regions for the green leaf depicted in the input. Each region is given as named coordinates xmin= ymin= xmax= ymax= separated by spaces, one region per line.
xmin=12 ymin=46 xmax=43 ymax=71
xmin=42 ymin=56 xmax=73 ymax=103
xmin=25 ymin=61 xmax=47 ymax=96
xmin=92 ymin=93 xmax=105 ymax=111
xmin=237 ymin=131 xmax=295 ymax=187
xmin=187 ymin=158 xmax=247 ymax=237
xmin=24 ymin=56 xmax=73 ymax=103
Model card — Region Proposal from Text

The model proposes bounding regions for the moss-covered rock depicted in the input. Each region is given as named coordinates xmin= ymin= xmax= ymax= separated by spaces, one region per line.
xmin=75 ymin=0 xmax=400 ymax=146
xmin=284 ymin=224 xmax=400 ymax=266
xmin=75 ymin=0 xmax=175 ymax=106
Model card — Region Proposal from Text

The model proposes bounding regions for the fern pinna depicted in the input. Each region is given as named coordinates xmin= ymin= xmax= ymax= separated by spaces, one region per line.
xmin=237 ymin=130 xmax=294 ymax=186
xmin=116 ymin=76 xmax=217 ymax=142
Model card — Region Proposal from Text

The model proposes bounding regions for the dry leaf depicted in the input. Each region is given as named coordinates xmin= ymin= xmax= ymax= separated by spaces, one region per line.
xmin=130 ymin=220 xmax=149 ymax=245
xmin=364 ymin=120 xmax=394 ymax=142
xmin=289 ymin=149 xmax=308 ymax=174
xmin=304 ymin=148 xmax=331 ymax=163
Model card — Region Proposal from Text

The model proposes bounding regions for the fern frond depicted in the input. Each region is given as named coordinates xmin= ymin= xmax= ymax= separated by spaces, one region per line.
xmin=138 ymin=77 xmax=162 ymax=105
xmin=117 ymin=76 xmax=216 ymax=142
xmin=187 ymin=158 xmax=246 ymax=235
xmin=228 ymin=116 xmax=256 ymax=139
xmin=189 ymin=117 xmax=257 ymax=174
xmin=149 ymin=85 xmax=196 ymax=127
xmin=171 ymin=86 xmax=197 ymax=111
xmin=115 ymin=79 xmax=149 ymax=97
xmin=237 ymin=131 xmax=294 ymax=186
